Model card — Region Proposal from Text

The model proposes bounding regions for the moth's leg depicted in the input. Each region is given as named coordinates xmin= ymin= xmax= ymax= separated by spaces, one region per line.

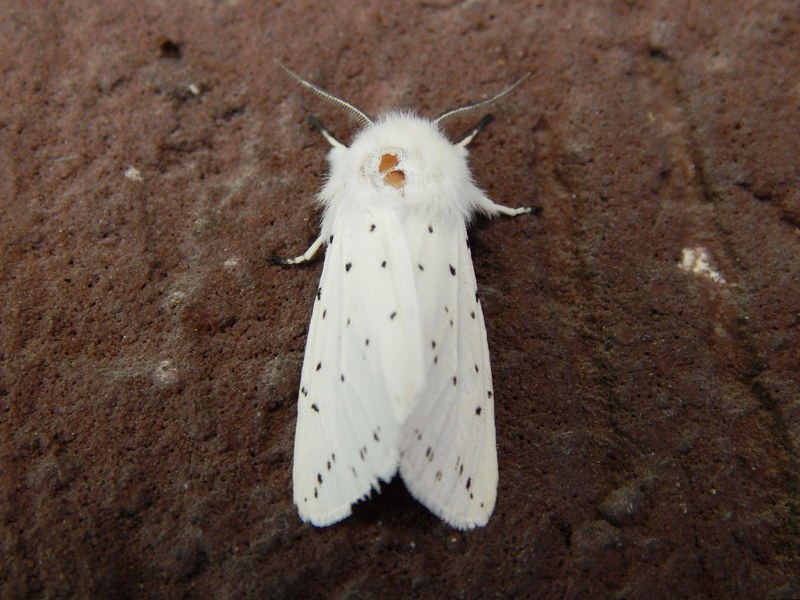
xmin=475 ymin=195 xmax=543 ymax=218
xmin=308 ymin=116 xmax=346 ymax=149
xmin=270 ymin=116 xmax=337 ymax=266
xmin=271 ymin=235 xmax=325 ymax=265
xmin=457 ymin=114 xmax=494 ymax=147
xmin=462 ymin=115 xmax=542 ymax=217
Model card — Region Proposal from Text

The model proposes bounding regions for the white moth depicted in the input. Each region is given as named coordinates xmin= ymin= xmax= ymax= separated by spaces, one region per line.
xmin=276 ymin=63 xmax=533 ymax=530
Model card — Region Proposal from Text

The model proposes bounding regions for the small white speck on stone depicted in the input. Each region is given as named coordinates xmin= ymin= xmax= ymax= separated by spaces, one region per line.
xmin=165 ymin=290 xmax=186 ymax=308
xmin=678 ymin=247 xmax=726 ymax=284
xmin=224 ymin=256 xmax=240 ymax=270
xmin=124 ymin=166 xmax=143 ymax=182
xmin=188 ymin=83 xmax=201 ymax=96
xmin=153 ymin=359 xmax=180 ymax=387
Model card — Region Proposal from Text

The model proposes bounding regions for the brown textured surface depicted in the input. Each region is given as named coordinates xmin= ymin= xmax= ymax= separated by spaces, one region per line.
xmin=1 ymin=1 xmax=799 ymax=598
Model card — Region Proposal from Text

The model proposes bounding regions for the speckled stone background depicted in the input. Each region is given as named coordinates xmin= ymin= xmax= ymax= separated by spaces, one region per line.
xmin=1 ymin=1 xmax=799 ymax=598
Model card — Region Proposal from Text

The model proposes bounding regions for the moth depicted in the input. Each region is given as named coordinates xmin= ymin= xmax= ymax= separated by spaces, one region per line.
xmin=275 ymin=62 xmax=533 ymax=529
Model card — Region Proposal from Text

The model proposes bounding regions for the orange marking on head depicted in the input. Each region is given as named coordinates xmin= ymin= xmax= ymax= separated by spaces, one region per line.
xmin=379 ymin=153 xmax=399 ymax=173
xmin=383 ymin=170 xmax=406 ymax=188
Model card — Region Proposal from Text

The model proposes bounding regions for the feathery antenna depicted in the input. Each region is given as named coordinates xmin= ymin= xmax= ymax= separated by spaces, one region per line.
xmin=276 ymin=60 xmax=374 ymax=126
xmin=434 ymin=73 xmax=531 ymax=125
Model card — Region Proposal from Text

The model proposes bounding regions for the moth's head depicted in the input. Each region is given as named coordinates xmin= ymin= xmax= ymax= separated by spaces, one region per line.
xmin=346 ymin=112 xmax=467 ymax=197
